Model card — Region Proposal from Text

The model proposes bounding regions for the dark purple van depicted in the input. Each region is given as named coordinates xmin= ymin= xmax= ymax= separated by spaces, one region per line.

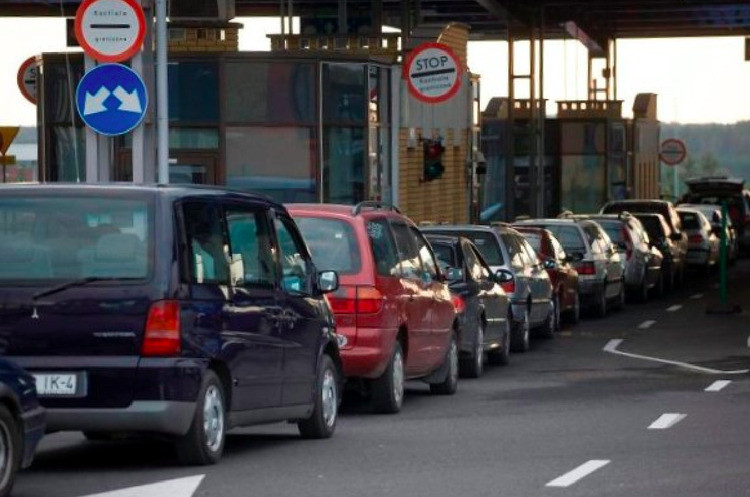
xmin=0 ymin=184 xmax=342 ymax=465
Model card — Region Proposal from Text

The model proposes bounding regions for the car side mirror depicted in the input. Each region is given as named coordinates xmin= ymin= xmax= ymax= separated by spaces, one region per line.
xmin=543 ymin=259 xmax=557 ymax=270
xmin=445 ymin=267 xmax=463 ymax=282
xmin=317 ymin=270 xmax=339 ymax=294
xmin=495 ymin=269 xmax=514 ymax=283
xmin=566 ymin=252 xmax=584 ymax=263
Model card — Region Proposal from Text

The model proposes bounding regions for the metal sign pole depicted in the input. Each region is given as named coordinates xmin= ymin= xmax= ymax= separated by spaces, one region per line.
xmin=155 ymin=0 xmax=169 ymax=184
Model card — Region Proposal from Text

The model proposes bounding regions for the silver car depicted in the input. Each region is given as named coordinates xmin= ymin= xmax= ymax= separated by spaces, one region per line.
xmin=514 ymin=219 xmax=625 ymax=317
xmin=574 ymin=214 xmax=662 ymax=302
xmin=678 ymin=203 xmax=738 ymax=265
xmin=676 ymin=207 xmax=720 ymax=273
xmin=421 ymin=224 xmax=554 ymax=352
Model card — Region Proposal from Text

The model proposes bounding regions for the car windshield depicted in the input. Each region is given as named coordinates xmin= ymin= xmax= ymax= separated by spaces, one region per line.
xmin=0 ymin=195 xmax=152 ymax=282
xmin=451 ymin=232 xmax=504 ymax=266
xmin=540 ymin=225 xmax=587 ymax=254
xmin=294 ymin=216 xmax=361 ymax=274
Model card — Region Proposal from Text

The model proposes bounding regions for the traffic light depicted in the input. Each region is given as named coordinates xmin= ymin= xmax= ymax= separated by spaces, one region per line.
xmin=423 ymin=138 xmax=445 ymax=181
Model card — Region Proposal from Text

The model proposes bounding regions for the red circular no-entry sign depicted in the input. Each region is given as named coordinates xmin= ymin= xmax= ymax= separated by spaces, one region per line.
xmin=17 ymin=56 xmax=37 ymax=105
xmin=660 ymin=138 xmax=687 ymax=166
xmin=75 ymin=0 xmax=146 ymax=63
xmin=403 ymin=42 xmax=463 ymax=104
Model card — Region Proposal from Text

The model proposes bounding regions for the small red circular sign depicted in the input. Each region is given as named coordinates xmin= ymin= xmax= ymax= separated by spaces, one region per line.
xmin=17 ymin=56 xmax=37 ymax=105
xmin=660 ymin=138 xmax=687 ymax=166
xmin=75 ymin=0 xmax=146 ymax=63
xmin=403 ymin=42 xmax=463 ymax=104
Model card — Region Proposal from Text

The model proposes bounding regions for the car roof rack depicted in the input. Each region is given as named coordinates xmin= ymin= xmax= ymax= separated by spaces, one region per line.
xmin=352 ymin=200 xmax=402 ymax=216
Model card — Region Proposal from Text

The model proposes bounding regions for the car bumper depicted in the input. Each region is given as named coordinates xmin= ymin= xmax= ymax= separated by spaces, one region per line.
xmin=340 ymin=327 xmax=399 ymax=379
xmin=577 ymin=277 xmax=604 ymax=303
xmin=45 ymin=400 xmax=196 ymax=436
xmin=21 ymin=405 xmax=46 ymax=469
xmin=686 ymin=248 xmax=711 ymax=265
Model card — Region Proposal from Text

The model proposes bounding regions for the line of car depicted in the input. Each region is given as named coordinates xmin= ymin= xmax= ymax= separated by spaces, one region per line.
xmin=0 ymin=178 xmax=745 ymax=495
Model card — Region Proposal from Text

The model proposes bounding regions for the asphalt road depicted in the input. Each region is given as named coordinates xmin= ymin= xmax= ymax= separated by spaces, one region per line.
xmin=14 ymin=260 xmax=750 ymax=497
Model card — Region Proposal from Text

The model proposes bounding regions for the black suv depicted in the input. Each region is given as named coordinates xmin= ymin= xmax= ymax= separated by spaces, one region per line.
xmin=0 ymin=184 xmax=342 ymax=465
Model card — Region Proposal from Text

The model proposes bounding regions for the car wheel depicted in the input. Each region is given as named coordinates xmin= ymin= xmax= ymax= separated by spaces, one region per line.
xmin=614 ymin=280 xmax=626 ymax=310
xmin=510 ymin=308 xmax=531 ymax=353
xmin=175 ymin=370 xmax=226 ymax=466
xmin=554 ymin=294 xmax=562 ymax=331
xmin=655 ymin=268 xmax=666 ymax=297
xmin=0 ymin=405 xmax=21 ymax=497
xmin=638 ymin=276 xmax=649 ymax=303
xmin=566 ymin=291 xmax=581 ymax=325
xmin=460 ymin=320 xmax=484 ymax=379
xmin=538 ymin=300 xmax=555 ymax=339
xmin=593 ymin=284 xmax=608 ymax=318
xmin=371 ymin=342 xmax=405 ymax=414
xmin=430 ymin=333 xmax=459 ymax=395
xmin=488 ymin=318 xmax=511 ymax=366
xmin=298 ymin=354 xmax=339 ymax=439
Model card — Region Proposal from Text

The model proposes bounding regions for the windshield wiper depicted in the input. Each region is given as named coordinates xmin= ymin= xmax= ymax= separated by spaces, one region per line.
xmin=32 ymin=277 xmax=135 ymax=301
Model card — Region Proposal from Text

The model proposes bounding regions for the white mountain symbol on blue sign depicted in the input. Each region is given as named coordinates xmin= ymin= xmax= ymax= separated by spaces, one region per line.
xmin=83 ymin=85 xmax=142 ymax=116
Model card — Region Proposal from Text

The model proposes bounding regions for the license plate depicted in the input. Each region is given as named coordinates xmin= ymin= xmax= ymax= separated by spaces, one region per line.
xmin=33 ymin=373 xmax=77 ymax=396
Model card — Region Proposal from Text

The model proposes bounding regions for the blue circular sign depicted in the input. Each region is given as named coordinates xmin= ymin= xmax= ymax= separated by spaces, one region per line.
xmin=76 ymin=63 xmax=148 ymax=136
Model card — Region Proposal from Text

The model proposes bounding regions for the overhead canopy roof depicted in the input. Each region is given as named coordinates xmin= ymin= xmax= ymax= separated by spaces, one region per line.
xmin=5 ymin=0 xmax=750 ymax=42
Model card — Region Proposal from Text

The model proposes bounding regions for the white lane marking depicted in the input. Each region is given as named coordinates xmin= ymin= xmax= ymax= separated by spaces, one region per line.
xmin=79 ymin=475 xmax=205 ymax=497
xmin=546 ymin=460 xmax=611 ymax=488
xmin=638 ymin=320 xmax=656 ymax=329
xmin=705 ymin=380 xmax=732 ymax=392
xmin=690 ymin=293 xmax=704 ymax=300
xmin=666 ymin=305 xmax=683 ymax=312
xmin=603 ymin=339 xmax=750 ymax=375
xmin=648 ymin=413 xmax=687 ymax=430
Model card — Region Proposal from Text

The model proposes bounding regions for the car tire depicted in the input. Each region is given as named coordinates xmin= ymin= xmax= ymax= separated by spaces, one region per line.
xmin=488 ymin=318 xmax=511 ymax=366
xmin=510 ymin=308 xmax=531 ymax=353
xmin=460 ymin=320 xmax=484 ymax=379
xmin=638 ymin=276 xmax=649 ymax=303
xmin=175 ymin=370 xmax=226 ymax=466
xmin=593 ymin=284 xmax=608 ymax=318
xmin=614 ymin=280 xmax=626 ymax=310
xmin=371 ymin=342 xmax=405 ymax=414
xmin=429 ymin=333 xmax=459 ymax=395
xmin=538 ymin=300 xmax=555 ymax=339
xmin=565 ymin=291 xmax=581 ymax=325
xmin=298 ymin=354 xmax=339 ymax=439
xmin=0 ymin=405 xmax=21 ymax=497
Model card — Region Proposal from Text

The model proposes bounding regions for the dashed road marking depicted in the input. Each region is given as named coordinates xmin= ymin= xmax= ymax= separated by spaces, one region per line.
xmin=546 ymin=460 xmax=611 ymax=488
xmin=666 ymin=305 xmax=683 ymax=312
xmin=648 ymin=413 xmax=686 ymax=430
xmin=603 ymin=339 xmax=750 ymax=375
xmin=638 ymin=320 xmax=656 ymax=329
xmin=690 ymin=293 xmax=704 ymax=299
xmin=705 ymin=380 xmax=731 ymax=392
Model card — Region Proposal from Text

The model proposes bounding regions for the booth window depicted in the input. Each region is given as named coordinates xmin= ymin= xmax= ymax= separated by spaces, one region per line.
xmin=168 ymin=61 xmax=219 ymax=122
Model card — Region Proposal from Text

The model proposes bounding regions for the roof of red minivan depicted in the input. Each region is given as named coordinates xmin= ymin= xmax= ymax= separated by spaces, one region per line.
xmin=287 ymin=203 xmax=354 ymax=215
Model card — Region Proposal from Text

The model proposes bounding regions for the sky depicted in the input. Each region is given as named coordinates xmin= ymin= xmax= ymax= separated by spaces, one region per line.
xmin=1 ymin=17 xmax=750 ymax=126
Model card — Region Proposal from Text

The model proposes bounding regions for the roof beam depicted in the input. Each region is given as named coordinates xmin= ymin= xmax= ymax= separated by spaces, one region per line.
xmin=563 ymin=20 xmax=606 ymax=56
xmin=473 ymin=0 xmax=512 ymax=22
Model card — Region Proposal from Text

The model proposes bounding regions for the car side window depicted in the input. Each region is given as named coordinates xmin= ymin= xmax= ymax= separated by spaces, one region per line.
xmin=367 ymin=218 xmax=400 ymax=277
xmin=225 ymin=205 xmax=276 ymax=288
xmin=274 ymin=216 xmax=311 ymax=294
xmin=391 ymin=221 xmax=422 ymax=279
xmin=549 ymin=234 xmax=567 ymax=262
xmin=583 ymin=225 xmax=603 ymax=254
xmin=519 ymin=237 xmax=540 ymax=266
xmin=467 ymin=244 xmax=491 ymax=281
xmin=412 ymin=227 xmax=439 ymax=282
xmin=462 ymin=241 xmax=480 ymax=281
xmin=183 ymin=201 xmax=230 ymax=285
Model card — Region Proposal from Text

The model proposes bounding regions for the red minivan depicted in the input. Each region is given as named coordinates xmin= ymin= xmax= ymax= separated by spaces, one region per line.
xmin=288 ymin=202 xmax=458 ymax=414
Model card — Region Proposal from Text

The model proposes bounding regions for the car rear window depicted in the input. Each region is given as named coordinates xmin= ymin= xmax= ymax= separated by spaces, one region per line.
xmin=678 ymin=212 xmax=701 ymax=230
xmin=430 ymin=242 xmax=456 ymax=268
xmin=598 ymin=221 xmax=625 ymax=243
xmin=294 ymin=217 xmax=361 ymax=274
xmin=429 ymin=231 xmax=504 ymax=266
xmin=0 ymin=195 xmax=152 ymax=282
xmin=637 ymin=217 xmax=665 ymax=241
xmin=520 ymin=232 xmax=542 ymax=253
xmin=540 ymin=225 xmax=587 ymax=253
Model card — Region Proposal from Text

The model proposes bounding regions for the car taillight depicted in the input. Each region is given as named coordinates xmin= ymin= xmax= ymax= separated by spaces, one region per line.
xmin=142 ymin=300 xmax=181 ymax=357
xmin=688 ymin=234 xmax=704 ymax=244
xmin=501 ymin=279 xmax=516 ymax=293
xmin=325 ymin=286 xmax=383 ymax=315
xmin=576 ymin=261 xmax=596 ymax=276
xmin=452 ymin=295 xmax=466 ymax=314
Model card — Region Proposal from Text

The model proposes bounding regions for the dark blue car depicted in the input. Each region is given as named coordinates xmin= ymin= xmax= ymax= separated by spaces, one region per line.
xmin=0 ymin=357 xmax=45 ymax=497
xmin=0 ymin=184 xmax=342 ymax=465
